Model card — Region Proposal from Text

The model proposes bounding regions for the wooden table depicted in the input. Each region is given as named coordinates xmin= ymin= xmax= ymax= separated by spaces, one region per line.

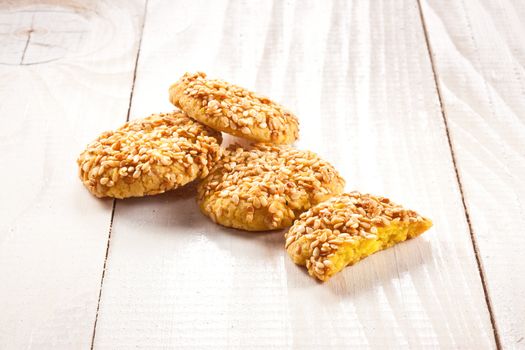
xmin=1 ymin=1 xmax=523 ymax=349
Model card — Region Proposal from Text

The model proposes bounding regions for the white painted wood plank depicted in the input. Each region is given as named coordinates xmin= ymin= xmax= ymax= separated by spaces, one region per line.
xmin=421 ymin=0 xmax=525 ymax=347
xmin=0 ymin=1 xmax=145 ymax=348
xmin=93 ymin=0 xmax=496 ymax=348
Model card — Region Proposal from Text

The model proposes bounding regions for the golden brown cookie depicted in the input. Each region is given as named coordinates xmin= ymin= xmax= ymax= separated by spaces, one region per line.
xmin=285 ymin=192 xmax=432 ymax=281
xmin=78 ymin=111 xmax=222 ymax=199
xmin=197 ymin=143 xmax=345 ymax=231
xmin=169 ymin=72 xmax=299 ymax=144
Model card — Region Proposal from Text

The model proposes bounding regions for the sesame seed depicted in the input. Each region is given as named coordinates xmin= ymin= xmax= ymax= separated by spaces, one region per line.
xmin=285 ymin=236 xmax=295 ymax=248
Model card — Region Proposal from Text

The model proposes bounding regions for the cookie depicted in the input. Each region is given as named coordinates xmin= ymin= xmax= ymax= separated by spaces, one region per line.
xmin=78 ymin=111 xmax=222 ymax=198
xmin=169 ymin=72 xmax=299 ymax=144
xmin=197 ymin=143 xmax=345 ymax=231
xmin=285 ymin=192 xmax=432 ymax=281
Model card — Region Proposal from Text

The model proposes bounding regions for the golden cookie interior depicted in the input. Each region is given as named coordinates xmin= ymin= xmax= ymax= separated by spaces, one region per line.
xmin=78 ymin=111 xmax=222 ymax=198
xmin=169 ymin=72 xmax=299 ymax=144
xmin=197 ymin=143 xmax=345 ymax=231
xmin=285 ymin=192 xmax=432 ymax=281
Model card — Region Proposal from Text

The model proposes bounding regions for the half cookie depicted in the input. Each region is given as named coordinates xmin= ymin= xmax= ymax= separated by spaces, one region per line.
xmin=78 ymin=111 xmax=222 ymax=198
xmin=169 ymin=72 xmax=299 ymax=144
xmin=197 ymin=143 xmax=345 ymax=231
xmin=285 ymin=192 xmax=432 ymax=281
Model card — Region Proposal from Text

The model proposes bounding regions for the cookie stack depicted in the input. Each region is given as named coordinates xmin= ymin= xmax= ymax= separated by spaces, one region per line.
xmin=78 ymin=72 xmax=432 ymax=281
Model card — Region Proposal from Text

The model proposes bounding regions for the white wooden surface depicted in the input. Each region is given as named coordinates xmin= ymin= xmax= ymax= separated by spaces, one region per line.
xmin=93 ymin=0 xmax=493 ymax=348
xmin=421 ymin=0 xmax=525 ymax=348
xmin=1 ymin=0 xmax=523 ymax=348
xmin=0 ymin=0 xmax=145 ymax=348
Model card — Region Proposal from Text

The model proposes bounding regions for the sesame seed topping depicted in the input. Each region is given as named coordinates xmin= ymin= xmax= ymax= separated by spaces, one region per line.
xmin=78 ymin=111 xmax=222 ymax=198
xmin=197 ymin=143 xmax=345 ymax=231
xmin=169 ymin=72 xmax=300 ymax=144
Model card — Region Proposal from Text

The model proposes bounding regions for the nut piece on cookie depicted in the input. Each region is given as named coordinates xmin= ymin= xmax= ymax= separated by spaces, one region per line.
xmin=78 ymin=111 xmax=222 ymax=199
xmin=285 ymin=192 xmax=432 ymax=281
xmin=169 ymin=72 xmax=299 ymax=144
xmin=197 ymin=143 xmax=345 ymax=231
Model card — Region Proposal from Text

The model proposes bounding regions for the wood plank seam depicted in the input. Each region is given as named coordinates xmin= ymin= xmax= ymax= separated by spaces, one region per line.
xmin=90 ymin=200 xmax=117 ymax=350
xmin=89 ymin=1 xmax=150 ymax=348
xmin=124 ymin=0 xmax=150 ymax=125
xmin=415 ymin=1 xmax=502 ymax=348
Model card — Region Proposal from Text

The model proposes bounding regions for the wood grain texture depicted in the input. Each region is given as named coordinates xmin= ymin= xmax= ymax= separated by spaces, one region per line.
xmin=421 ymin=0 xmax=525 ymax=348
xmin=0 ymin=0 xmax=145 ymax=348
xmin=91 ymin=0 xmax=496 ymax=348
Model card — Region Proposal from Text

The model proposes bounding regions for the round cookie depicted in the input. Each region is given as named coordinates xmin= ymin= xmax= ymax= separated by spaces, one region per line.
xmin=169 ymin=72 xmax=299 ymax=144
xmin=78 ymin=111 xmax=222 ymax=199
xmin=285 ymin=192 xmax=433 ymax=281
xmin=197 ymin=143 xmax=345 ymax=231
